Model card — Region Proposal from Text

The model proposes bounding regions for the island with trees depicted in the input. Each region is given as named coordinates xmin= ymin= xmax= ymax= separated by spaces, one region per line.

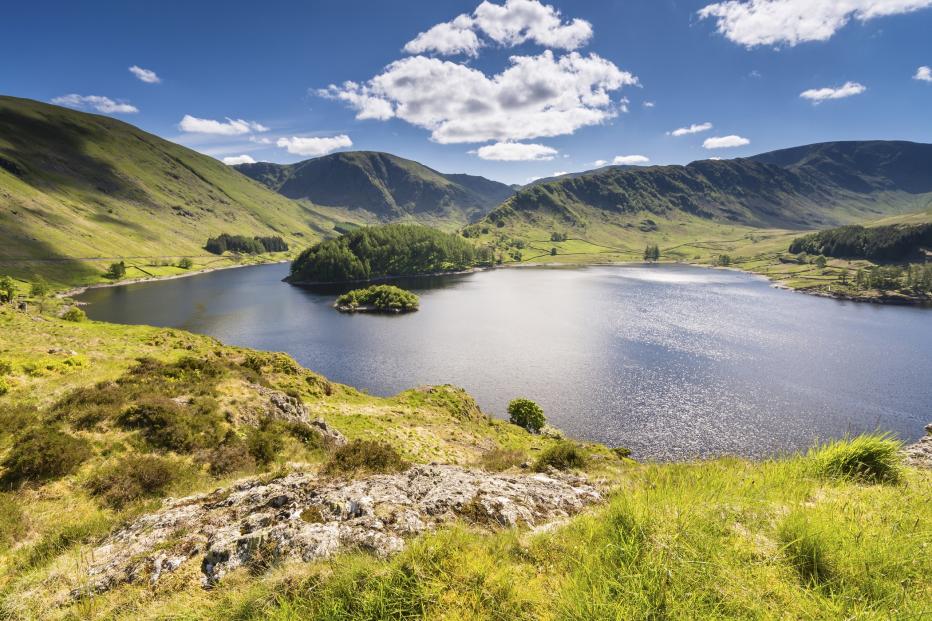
xmin=288 ymin=224 xmax=492 ymax=284
xmin=334 ymin=284 xmax=420 ymax=313
xmin=205 ymin=233 xmax=289 ymax=255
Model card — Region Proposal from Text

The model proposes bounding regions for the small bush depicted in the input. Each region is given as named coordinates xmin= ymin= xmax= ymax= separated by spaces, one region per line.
xmin=116 ymin=397 xmax=225 ymax=452
xmin=0 ymin=377 xmax=9 ymax=396
xmin=507 ymin=398 xmax=546 ymax=433
xmin=0 ymin=493 xmax=26 ymax=550
xmin=86 ymin=455 xmax=183 ymax=509
xmin=177 ymin=258 xmax=194 ymax=270
xmin=611 ymin=446 xmax=632 ymax=459
xmin=533 ymin=442 xmax=586 ymax=472
xmin=322 ymin=440 xmax=408 ymax=476
xmin=809 ymin=434 xmax=902 ymax=484
xmin=1 ymin=427 xmax=92 ymax=485
xmin=246 ymin=423 xmax=286 ymax=467
xmin=478 ymin=448 xmax=526 ymax=472
xmin=52 ymin=381 xmax=126 ymax=429
xmin=207 ymin=435 xmax=256 ymax=477
xmin=0 ymin=359 xmax=13 ymax=375
xmin=61 ymin=307 xmax=86 ymax=322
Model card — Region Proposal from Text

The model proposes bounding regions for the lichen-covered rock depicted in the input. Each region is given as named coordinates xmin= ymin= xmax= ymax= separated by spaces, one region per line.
xmin=79 ymin=465 xmax=600 ymax=595
xmin=904 ymin=423 xmax=932 ymax=468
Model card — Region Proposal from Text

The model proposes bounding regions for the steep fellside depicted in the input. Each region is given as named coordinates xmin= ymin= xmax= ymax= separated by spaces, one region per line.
xmin=236 ymin=151 xmax=514 ymax=228
xmin=0 ymin=96 xmax=339 ymax=285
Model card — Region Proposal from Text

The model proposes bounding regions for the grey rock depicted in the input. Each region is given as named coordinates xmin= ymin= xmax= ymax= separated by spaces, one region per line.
xmin=904 ymin=424 xmax=932 ymax=468
xmin=79 ymin=465 xmax=600 ymax=595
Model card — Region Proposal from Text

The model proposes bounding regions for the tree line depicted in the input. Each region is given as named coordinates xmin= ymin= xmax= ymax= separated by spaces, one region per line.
xmin=789 ymin=224 xmax=932 ymax=262
xmin=205 ymin=234 xmax=289 ymax=255
xmin=289 ymin=224 xmax=492 ymax=283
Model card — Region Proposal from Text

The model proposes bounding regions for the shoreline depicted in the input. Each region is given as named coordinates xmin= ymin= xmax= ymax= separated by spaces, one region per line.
xmin=58 ymin=258 xmax=290 ymax=299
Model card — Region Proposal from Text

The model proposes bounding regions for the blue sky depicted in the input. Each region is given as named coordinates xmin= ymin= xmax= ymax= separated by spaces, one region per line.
xmin=2 ymin=0 xmax=931 ymax=184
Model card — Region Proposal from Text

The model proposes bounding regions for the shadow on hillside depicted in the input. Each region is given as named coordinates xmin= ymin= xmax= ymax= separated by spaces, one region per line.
xmin=0 ymin=106 xmax=146 ymax=201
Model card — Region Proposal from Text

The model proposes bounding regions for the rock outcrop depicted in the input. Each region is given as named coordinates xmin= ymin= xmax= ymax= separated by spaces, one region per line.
xmin=904 ymin=423 xmax=932 ymax=468
xmin=81 ymin=465 xmax=600 ymax=594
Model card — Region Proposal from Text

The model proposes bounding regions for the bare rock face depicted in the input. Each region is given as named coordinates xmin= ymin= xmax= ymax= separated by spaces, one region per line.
xmin=904 ymin=423 xmax=932 ymax=468
xmin=80 ymin=465 xmax=600 ymax=595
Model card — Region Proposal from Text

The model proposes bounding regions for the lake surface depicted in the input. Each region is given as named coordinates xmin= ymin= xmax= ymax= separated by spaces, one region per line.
xmin=77 ymin=263 xmax=932 ymax=460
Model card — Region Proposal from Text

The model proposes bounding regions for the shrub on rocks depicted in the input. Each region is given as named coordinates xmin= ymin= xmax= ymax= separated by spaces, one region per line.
xmin=534 ymin=442 xmax=586 ymax=472
xmin=322 ymin=440 xmax=408 ymax=476
xmin=507 ymin=398 xmax=546 ymax=434
xmin=86 ymin=455 xmax=184 ymax=509
xmin=1 ymin=427 xmax=91 ymax=485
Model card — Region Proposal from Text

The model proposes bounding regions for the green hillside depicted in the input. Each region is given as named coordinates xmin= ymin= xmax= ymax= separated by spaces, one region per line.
xmin=0 ymin=96 xmax=339 ymax=287
xmin=235 ymin=151 xmax=514 ymax=229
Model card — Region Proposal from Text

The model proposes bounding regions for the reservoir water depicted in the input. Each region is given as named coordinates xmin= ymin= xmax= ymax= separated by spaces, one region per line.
xmin=77 ymin=263 xmax=932 ymax=459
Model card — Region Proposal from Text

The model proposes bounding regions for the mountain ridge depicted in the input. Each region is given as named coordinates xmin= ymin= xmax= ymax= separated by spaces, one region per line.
xmin=235 ymin=151 xmax=514 ymax=228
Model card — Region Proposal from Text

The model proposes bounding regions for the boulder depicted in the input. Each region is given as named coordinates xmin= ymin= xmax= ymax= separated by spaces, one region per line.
xmin=79 ymin=465 xmax=601 ymax=595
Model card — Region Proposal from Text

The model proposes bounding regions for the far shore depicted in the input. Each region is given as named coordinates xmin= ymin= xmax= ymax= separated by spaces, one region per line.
xmin=59 ymin=258 xmax=290 ymax=299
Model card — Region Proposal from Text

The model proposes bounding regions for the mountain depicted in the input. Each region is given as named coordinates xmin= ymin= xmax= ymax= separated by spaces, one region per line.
xmin=475 ymin=141 xmax=932 ymax=240
xmin=235 ymin=151 xmax=514 ymax=228
xmin=0 ymin=96 xmax=338 ymax=284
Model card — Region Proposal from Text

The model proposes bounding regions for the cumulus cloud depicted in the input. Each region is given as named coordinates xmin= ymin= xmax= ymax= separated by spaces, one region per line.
xmin=593 ymin=159 xmax=608 ymax=167
xmin=179 ymin=115 xmax=270 ymax=135
xmin=276 ymin=134 xmax=353 ymax=157
xmin=51 ymin=94 xmax=138 ymax=114
xmin=222 ymin=154 xmax=257 ymax=165
xmin=669 ymin=122 xmax=712 ymax=136
xmin=643 ymin=101 xmax=655 ymax=108
xmin=612 ymin=155 xmax=650 ymax=165
xmin=404 ymin=14 xmax=482 ymax=57
xmin=320 ymin=51 xmax=636 ymax=144
xmin=915 ymin=66 xmax=932 ymax=82
xmin=799 ymin=81 xmax=866 ymax=102
xmin=474 ymin=141 xmax=558 ymax=160
xmin=404 ymin=0 xmax=591 ymax=57
xmin=698 ymin=0 xmax=932 ymax=48
xmin=129 ymin=65 xmax=160 ymax=83
xmin=703 ymin=135 xmax=750 ymax=149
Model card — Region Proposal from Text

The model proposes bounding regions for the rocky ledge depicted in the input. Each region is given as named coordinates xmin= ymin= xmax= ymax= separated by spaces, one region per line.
xmin=80 ymin=465 xmax=601 ymax=595
xmin=904 ymin=423 xmax=932 ymax=468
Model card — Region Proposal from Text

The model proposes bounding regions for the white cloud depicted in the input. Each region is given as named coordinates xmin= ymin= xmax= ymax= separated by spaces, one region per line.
xmin=550 ymin=170 xmax=568 ymax=176
xmin=178 ymin=115 xmax=270 ymax=135
xmin=404 ymin=14 xmax=482 ymax=57
xmin=249 ymin=136 xmax=273 ymax=144
xmin=698 ymin=0 xmax=932 ymax=48
xmin=612 ymin=154 xmax=650 ymax=165
xmin=276 ymin=134 xmax=353 ymax=157
xmin=593 ymin=159 xmax=608 ymax=166
xmin=51 ymin=94 xmax=138 ymax=114
xmin=799 ymin=81 xmax=866 ymax=102
xmin=320 ymin=51 xmax=637 ymax=144
xmin=222 ymin=154 xmax=257 ymax=165
xmin=670 ymin=122 xmax=713 ymax=136
xmin=474 ymin=141 xmax=558 ymax=160
xmin=129 ymin=65 xmax=160 ymax=83
xmin=703 ymin=135 xmax=750 ymax=149
xmin=643 ymin=101 xmax=655 ymax=108
xmin=404 ymin=0 xmax=592 ymax=57
xmin=915 ymin=66 xmax=932 ymax=82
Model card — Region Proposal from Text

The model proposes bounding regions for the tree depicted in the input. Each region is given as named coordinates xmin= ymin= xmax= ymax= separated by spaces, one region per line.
xmin=105 ymin=261 xmax=126 ymax=280
xmin=508 ymin=398 xmax=546 ymax=434
xmin=643 ymin=244 xmax=660 ymax=262
xmin=550 ymin=247 xmax=558 ymax=256
xmin=717 ymin=255 xmax=732 ymax=267
xmin=0 ymin=276 xmax=15 ymax=303
xmin=814 ymin=255 xmax=827 ymax=269
xmin=643 ymin=244 xmax=652 ymax=261
xmin=177 ymin=258 xmax=193 ymax=270
xmin=30 ymin=277 xmax=49 ymax=297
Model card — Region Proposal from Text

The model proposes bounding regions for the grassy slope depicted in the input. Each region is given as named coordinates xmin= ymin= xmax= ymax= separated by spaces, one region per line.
xmin=0 ymin=306 xmax=929 ymax=619
xmin=235 ymin=152 xmax=514 ymax=230
xmin=0 ymin=96 xmax=341 ymax=287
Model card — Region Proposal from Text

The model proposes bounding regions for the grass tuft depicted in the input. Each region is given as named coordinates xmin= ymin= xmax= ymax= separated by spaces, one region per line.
xmin=809 ymin=433 xmax=903 ymax=484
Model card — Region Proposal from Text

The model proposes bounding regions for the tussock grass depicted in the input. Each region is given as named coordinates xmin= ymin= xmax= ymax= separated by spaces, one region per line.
xmin=809 ymin=433 xmax=903 ymax=484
